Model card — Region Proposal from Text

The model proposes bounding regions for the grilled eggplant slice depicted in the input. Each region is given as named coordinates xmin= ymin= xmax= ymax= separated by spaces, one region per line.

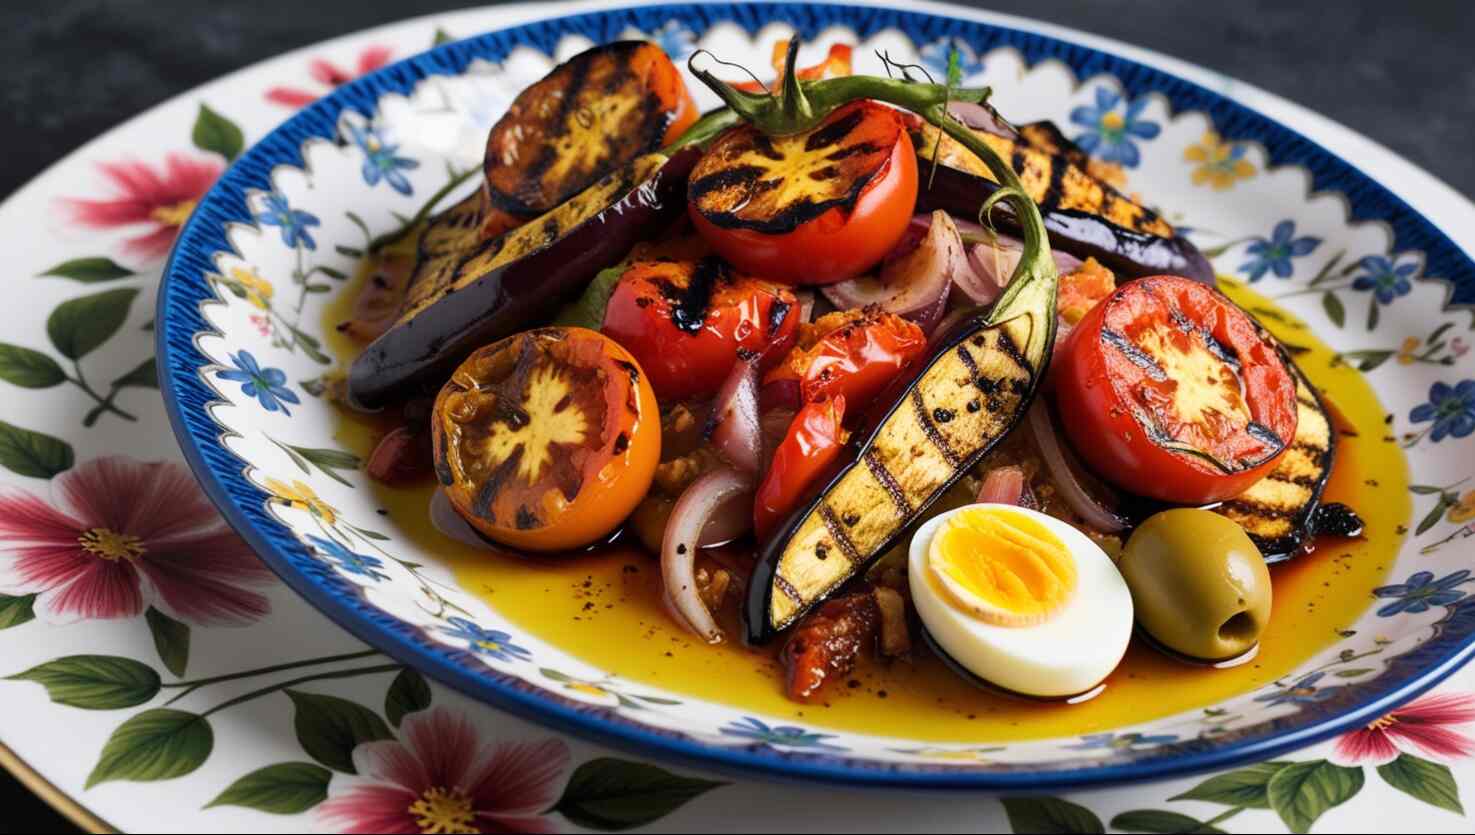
xmin=911 ymin=108 xmax=1214 ymax=285
xmin=747 ymin=305 xmax=1050 ymax=642
xmin=482 ymin=40 xmax=697 ymax=224
xmin=348 ymin=148 xmax=700 ymax=408
xmin=1213 ymin=355 xmax=1354 ymax=561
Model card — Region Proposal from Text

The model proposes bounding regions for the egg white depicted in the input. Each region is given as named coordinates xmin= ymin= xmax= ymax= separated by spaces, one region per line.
xmin=908 ymin=503 xmax=1134 ymax=698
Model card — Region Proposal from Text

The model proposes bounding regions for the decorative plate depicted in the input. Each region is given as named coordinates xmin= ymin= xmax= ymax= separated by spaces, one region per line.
xmin=154 ymin=0 xmax=1475 ymax=791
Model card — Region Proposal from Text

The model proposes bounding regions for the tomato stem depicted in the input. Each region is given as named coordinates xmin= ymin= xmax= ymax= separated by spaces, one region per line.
xmin=687 ymin=38 xmax=1058 ymax=365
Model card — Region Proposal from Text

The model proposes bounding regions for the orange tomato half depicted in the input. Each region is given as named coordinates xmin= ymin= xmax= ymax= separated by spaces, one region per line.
xmin=431 ymin=327 xmax=660 ymax=551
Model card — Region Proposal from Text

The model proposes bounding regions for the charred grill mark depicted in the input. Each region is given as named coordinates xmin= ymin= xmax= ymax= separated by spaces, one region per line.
xmin=613 ymin=358 xmax=641 ymax=411
xmin=752 ymin=133 xmax=783 ymax=160
xmin=912 ymin=388 xmax=960 ymax=467
xmin=863 ymin=447 xmax=913 ymax=518
xmin=687 ymin=165 xmax=764 ymax=200
xmin=1045 ymin=145 xmax=1070 ymax=204
xmin=773 ymin=573 xmax=804 ymax=607
xmin=669 ymin=257 xmax=724 ymax=333
xmin=1247 ymin=421 xmax=1285 ymax=450
xmin=767 ymin=298 xmax=792 ymax=337
xmin=1292 ymin=439 xmax=1332 ymax=457
xmin=994 ymin=327 xmax=1032 ymax=377
xmin=434 ymin=444 xmax=455 ymax=486
xmin=804 ymin=107 xmax=864 ymax=152
xmin=600 ymin=55 xmax=631 ymax=94
xmin=819 ymin=505 xmax=863 ymax=565
xmin=955 ymin=342 xmax=981 ymax=382
xmin=1010 ymin=147 xmax=1039 ymax=198
xmin=515 ymin=505 xmax=538 ymax=530
xmin=474 ymin=446 xmax=525 ymax=520
xmin=1101 ymin=327 xmax=1168 ymax=381
xmin=825 ymin=141 xmax=882 ymax=161
xmin=808 ymin=165 xmax=841 ymax=182
xmin=1269 ymin=471 xmax=1321 ymax=489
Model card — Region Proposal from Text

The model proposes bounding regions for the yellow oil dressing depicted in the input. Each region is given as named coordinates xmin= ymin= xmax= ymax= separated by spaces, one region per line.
xmin=324 ymin=267 xmax=1410 ymax=743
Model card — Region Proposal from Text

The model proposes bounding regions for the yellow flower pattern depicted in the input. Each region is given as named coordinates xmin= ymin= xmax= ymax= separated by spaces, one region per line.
xmin=264 ymin=477 xmax=337 ymax=524
xmin=1397 ymin=336 xmax=1422 ymax=365
xmin=1449 ymin=490 xmax=1475 ymax=524
xmin=1184 ymin=130 xmax=1256 ymax=190
xmin=230 ymin=265 xmax=275 ymax=310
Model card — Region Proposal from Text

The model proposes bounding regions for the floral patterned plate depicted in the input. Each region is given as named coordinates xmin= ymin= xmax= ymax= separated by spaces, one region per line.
xmin=149 ymin=0 xmax=1475 ymax=793
xmin=2 ymin=1 xmax=1474 ymax=831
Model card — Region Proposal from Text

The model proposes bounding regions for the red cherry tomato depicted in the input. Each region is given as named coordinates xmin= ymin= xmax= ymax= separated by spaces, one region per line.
xmin=686 ymin=101 xmax=917 ymax=285
xmin=600 ymin=258 xmax=800 ymax=401
xmin=764 ymin=308 xmax=928 ymax=411
xmin=754 ymin=396 xmax=849 ymax=540
xmin=1054 ymin=275 xmax=1299 ymax=504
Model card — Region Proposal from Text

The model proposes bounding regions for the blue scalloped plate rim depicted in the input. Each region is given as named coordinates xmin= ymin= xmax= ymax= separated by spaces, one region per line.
xmin=157 ymin=1 xmax=1475 ymax=789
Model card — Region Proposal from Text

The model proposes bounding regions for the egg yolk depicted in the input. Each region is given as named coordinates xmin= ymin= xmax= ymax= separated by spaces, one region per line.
xmin=929 ymin=507 xmax=1078 ymax=626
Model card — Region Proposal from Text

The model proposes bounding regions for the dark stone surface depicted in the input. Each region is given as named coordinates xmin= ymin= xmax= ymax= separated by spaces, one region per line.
xmin=0 ymin=1 xmax=1467 ymax=832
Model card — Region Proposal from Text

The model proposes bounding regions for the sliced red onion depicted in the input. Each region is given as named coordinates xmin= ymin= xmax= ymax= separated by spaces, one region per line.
xmin=821 ymin=210 xmax=962 ymax=332
xmin=977 ymin=466 xmax=1026 ymax=505
xmin=945 ymin=100 xmax=1017 ymax=138
xmin=794 ymin=289 xmax=817 ymax=324
xmin=963 ymin=234 xmax=1085 ymax=305
xmin=926 ymin=306 xmax=984 ymax=350
xmin=706 ymin=360 xmax=762 ymax=473
xmin=662 ymin=468 xmax=754 ymax=642
xmin=430 ymin=488 xmax=495 ymax=549
xmin=1026 ymin=401 xmax=1129 ymax=533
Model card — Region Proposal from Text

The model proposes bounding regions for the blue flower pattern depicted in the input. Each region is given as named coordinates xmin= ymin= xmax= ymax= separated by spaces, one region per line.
xmin=307 ymin=535 xmax=389 ymax=581
xmin=346 ymin=122 xmax=419 ymax=195
xmin=1410 ymin=380 xmax=1475 ymax=442
xmin=1254 ymin=672 xmax=1338 ymax=706
xmin=441 ymin=617 xmax=534 ymax=663
xmin=719 ymin=717 xmax=848 ymax=752
xmin=1373 ymin=570 xmax=1471 ymax=616
xmin=1239 ymin=220 xmax=1321 ymax=281
xmin=255 ymin=192 xmax=321 ymax=250
xmin=1069 ymin=87 xmax=1160 ymax=168
xmin=1351 ymin=255 xmax=1417 ymax=305
xmin=219 ymin=351 xmax=300 ymax=415
xmin=919 ymin=37 xmax=984 ymax=81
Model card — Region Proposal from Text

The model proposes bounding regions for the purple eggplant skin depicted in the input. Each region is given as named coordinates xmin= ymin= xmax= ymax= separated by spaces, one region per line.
xmin=347 ymin=147 xmax=701 ymax=409
xmin=915 ymin=165 xmax=1216 ymax=286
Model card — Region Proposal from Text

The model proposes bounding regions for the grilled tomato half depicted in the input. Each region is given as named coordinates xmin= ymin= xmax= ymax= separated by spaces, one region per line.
xmin=600 ymin=257 xmax=800 ymax=400
xmin=431 ymin=327 xmax=660 ymax=551
xmin=481 ymin=40 xmax=699 ymax=236
xmin=1055 ymin=275 xmax=1299 ymax=504
xmin=687 ymin=100 xmax=916 ymax=285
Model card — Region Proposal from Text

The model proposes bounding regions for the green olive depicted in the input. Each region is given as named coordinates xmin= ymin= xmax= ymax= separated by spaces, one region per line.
xmin=1119 ymin=508 xmax=1272 ymax=662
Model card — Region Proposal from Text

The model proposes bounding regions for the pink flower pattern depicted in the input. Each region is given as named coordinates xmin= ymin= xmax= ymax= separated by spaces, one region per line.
xmin=0 ymin=456 xmax=272 ymax=625
xmin=1331 ymin=692 xmax=1475 ymax=765
xmin=60 ymin=154 xmax=222 ymax=262
xmin=319 ymin=706 xmax=569 ymax=834
xmin=266 ymin=45 xmax=394 ymax=108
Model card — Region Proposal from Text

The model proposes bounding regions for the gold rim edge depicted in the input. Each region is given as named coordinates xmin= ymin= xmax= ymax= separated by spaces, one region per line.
xmin=0 ymin=739 xmax=119 ymax=834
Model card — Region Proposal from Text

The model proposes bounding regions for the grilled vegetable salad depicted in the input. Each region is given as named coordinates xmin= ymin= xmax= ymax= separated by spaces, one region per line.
xmin=337 ymin=39 xmax=1366 ymax=704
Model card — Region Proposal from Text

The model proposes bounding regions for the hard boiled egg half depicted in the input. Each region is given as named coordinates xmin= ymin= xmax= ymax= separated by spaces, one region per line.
xmin=908 ymin=503 xmax=1133 ymax=698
